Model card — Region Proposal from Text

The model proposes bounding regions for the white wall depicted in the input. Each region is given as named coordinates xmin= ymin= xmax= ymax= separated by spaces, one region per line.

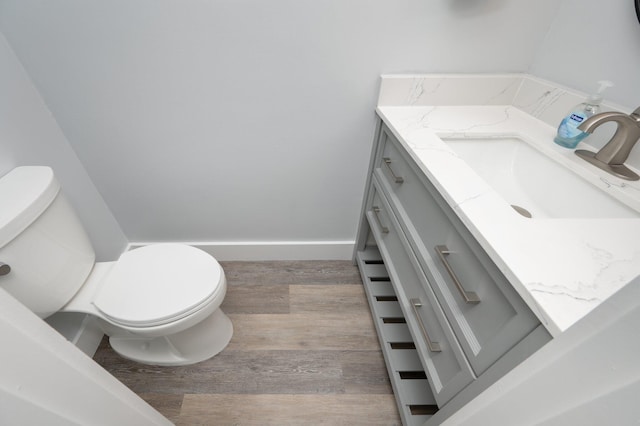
xmin=0 ymin=32 xmax=127 ymax=261
xmin=531 ymin=0 xmax=640 ymax=110
xmin=0 ymin=0 xmax=560 ymax=247
xmin=442 ymin=275 xmax=640 ymax=426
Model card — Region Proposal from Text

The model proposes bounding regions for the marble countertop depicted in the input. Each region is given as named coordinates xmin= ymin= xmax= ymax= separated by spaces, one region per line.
xmin=376 ymin=75 xmax=640 ymax=336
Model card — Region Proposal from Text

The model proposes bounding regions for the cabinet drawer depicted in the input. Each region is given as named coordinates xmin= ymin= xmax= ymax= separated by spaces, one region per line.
xmin=376 ymin=125 xmax=540 ymax=376
xmin=367 ymin=180 xmax=474 ymax=407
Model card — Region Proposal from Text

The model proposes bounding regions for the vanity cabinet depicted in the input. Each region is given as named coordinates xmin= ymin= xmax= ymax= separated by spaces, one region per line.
xmin=355 ymin=121 xmax=551 ymax=426
xmin=367 ymin=181 xmax=475 ymax=407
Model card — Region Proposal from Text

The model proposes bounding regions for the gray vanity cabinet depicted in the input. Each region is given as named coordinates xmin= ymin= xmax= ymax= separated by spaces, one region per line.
xmin=368 ymin=182 xmax=475 ymax=407
xmin=375 ymin=127 xmax=541 ymax=376
xmin=354 ymin=121 xmax=551 ymax=425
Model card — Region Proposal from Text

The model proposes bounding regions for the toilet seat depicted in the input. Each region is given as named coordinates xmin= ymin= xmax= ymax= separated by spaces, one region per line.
xmin=93 ymin=244 xmax=223 ymax=328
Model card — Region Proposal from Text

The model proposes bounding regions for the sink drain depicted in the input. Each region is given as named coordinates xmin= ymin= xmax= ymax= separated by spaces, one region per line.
xmin=511 ymin=205 xmax=532 ymax=218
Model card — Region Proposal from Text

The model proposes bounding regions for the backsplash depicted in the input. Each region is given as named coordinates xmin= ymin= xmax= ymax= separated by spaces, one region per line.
xmin=377 ymin=74 xmax=521 ymax=106
xmin=378 ymin=74 xmax=640 ymax=170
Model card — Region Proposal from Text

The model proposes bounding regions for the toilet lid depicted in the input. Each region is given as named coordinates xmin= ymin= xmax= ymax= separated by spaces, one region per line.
xmin=93 ymin=244 xmax=222 ymax=327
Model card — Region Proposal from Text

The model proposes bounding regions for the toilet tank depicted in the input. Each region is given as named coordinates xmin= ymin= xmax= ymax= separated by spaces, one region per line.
xmin=0 ymin=167 xmax=95 ymax=318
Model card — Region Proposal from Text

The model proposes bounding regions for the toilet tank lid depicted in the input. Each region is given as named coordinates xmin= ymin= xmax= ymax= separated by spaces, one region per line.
xmin=0 ymin=167 xmax=60 ymax=249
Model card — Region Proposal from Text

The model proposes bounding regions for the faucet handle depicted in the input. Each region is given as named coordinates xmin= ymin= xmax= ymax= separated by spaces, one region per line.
xmin=632 ymin=106 xmax=640 ymax=120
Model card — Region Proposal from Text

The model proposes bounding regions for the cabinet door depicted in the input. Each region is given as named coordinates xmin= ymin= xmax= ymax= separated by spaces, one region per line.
xmin=367 ymin=180 xmax=474 ymax=407
xmin=376 ymin=125 xmax=540 ymax=376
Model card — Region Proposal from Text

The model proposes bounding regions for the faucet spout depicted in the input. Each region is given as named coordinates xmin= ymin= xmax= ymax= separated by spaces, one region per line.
xmin=575 ymin=106 xmax=640 ymax=181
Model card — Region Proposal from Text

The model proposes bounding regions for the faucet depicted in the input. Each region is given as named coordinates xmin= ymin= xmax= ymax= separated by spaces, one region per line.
xmin=575 ymin=106 xmax=640 ymax=181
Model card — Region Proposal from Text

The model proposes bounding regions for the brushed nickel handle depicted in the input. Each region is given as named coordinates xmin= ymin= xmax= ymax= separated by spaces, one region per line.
xmin=410 ymin=298 xmax=442 ymax=352
xmin=372 ymin=206 xmax=389 ymax=233
xmin=383 ymin=157 xmax=404 ymax=184
xmin=435 ymin=245 xmax=480 ymax=304
xmin=0 ymin=262 xmax=10 ymax=276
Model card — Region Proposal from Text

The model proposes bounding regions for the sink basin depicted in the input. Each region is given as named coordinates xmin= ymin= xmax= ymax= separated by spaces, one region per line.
xmin=443 ymin=136 xmax=639 ymax=219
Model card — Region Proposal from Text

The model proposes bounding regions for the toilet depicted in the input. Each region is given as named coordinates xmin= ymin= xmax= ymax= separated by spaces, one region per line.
xmin=0 ymin=166 xmax=233 ymax=366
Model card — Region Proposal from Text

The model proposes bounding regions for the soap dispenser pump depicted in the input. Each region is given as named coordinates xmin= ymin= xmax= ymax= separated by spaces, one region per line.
xmin=554 ymin=80 xmax=614 ymax=149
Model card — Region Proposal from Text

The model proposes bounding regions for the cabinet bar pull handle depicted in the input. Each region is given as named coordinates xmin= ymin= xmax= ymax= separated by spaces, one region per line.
xmin=383 ymin=157 xmax=404 ymax=183
xmin=372 ymin=206 xmax=389 ymax=233
xmin=410 ymin=298 xmax=442 ymax=352
xmin=435 ymin=245 xmax=481 ymax=304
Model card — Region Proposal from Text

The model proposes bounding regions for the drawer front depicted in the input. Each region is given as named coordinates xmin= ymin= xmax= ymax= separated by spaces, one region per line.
xmin=367 ymin=180 xmax=474 ymax=407
xmin=376 ymin=125 xmax=540 ymax=376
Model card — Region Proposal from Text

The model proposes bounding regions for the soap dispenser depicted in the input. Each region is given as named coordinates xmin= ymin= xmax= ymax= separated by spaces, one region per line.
xmin=554 ymin=80 xmax=614 ymax=149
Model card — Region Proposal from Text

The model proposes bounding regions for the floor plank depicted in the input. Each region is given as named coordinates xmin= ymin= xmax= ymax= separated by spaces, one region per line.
xmin=220 ymin=283 xmax=290 ymax=314
xmin=177 ymin=394 xmax=401 ymax=426
xmin=226 ymin=313 xmax=380 ymax=351
xmin=137 ymin=393 xmax=183 ymax=424
xmin=220 ymin=261 xmax=363 ymax=286
xmin=99 ymin=349 xmax=346 ymax=395
xmin=289 ymin=284 xmax=372 ymax=315
xmin=339 ymin=350 xmax=393 ymax=394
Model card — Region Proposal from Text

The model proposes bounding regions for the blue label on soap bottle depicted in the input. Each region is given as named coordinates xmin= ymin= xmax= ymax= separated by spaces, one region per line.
xmin=569 ymin=113 xmax=585 ymax=123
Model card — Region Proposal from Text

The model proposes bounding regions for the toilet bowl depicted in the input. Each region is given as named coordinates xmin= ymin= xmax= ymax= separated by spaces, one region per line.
xmin=63 ymin=243 xmax=233 ymax=365
xmin=0 ymin=166 xmax=232 ymax=366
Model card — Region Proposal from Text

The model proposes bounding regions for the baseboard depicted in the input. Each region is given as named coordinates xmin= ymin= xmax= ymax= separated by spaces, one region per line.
xmin=126 ymin=241 xmax=355 ymax=261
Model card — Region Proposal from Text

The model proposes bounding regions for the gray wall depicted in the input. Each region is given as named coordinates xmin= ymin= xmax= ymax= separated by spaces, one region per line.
xmin=0 ymin=33 xmax=127 ymax=260
xmin=530 ymin=0 xmax=640 ymax=109
xmin=0 ymin=0 xmax=560 ymax=244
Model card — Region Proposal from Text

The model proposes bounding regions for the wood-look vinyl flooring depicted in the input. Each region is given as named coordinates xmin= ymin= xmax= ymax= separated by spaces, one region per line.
xmin=93 ymin=261 xmax=401 ymax=425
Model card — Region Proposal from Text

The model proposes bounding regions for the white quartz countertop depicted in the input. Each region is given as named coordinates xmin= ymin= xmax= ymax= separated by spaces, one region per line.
xmin=377 ymin=102 xmax=640 ymax=336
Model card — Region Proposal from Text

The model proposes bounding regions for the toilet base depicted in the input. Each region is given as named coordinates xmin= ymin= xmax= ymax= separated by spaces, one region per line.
xmin=108 ymin=309 xmax=233 ymax=366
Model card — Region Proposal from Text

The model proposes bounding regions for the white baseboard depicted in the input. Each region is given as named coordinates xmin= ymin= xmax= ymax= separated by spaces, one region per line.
xmin=126 ymin=241 xmax=355 ymax=261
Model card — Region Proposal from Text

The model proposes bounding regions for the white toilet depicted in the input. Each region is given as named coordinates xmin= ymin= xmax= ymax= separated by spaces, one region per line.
xmin=0 ymin=166 xmax=233 ymax=366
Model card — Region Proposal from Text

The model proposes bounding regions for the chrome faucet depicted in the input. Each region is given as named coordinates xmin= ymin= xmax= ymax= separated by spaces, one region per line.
xmin=575 ymin=106 xmax=640 ymax=181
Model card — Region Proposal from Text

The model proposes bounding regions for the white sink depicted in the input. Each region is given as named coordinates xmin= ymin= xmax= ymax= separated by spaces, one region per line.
xmin=443 ymin=136 xmax=639 ymax=219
